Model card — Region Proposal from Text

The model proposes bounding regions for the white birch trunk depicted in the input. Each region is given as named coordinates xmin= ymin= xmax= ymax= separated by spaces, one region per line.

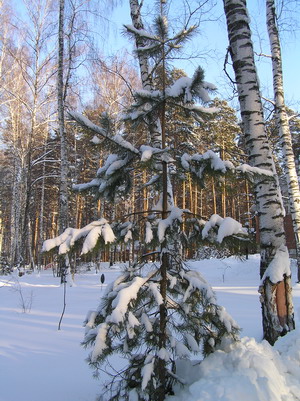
xmin=58 ymin=0 xmax=69 ymax=234
xmin=223 ymin=0 xmax=294 ymax=344
xmin=266 ymin=0 xmax=300 ymax=279
xmin=129 ymin=0 xmax=162 ymax=148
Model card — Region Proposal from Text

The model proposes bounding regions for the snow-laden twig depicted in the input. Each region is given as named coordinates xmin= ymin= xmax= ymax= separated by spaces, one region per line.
xmin=68 ymin=111 xmax=139 ymax=154
xmin=42 ymin=219 xmax=115 ymax=255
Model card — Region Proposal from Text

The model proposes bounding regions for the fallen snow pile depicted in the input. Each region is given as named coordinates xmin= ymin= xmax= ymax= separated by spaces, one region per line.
xmin=166 ymin=329 xmax=300 ymax=401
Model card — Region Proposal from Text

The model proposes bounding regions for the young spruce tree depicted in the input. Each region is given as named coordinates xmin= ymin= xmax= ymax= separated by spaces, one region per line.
xmin=43 ymin=2 xmax=273 ymax=400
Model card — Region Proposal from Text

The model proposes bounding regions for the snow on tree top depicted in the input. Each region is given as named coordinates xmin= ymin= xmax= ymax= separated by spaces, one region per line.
xmin=112 ymin=134 xmax=139 ymax=154
xmin=188 ymin=105 xmax=220 ymax=114
xmin=73 ymin=178 xmax=101 ymax=192
xmin=140 ymin=145 xmax=163 ymax=162
xmin=96 ymin=154 xmax=119 ymax=177
xmin=105 ymin=158 xmax=128 ymax=177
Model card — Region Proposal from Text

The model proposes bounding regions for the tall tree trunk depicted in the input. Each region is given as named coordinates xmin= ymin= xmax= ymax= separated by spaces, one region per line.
xmin=58 ymin=0 xmax=69 ymax=234
xmin=266 ymin=0 xmax=300 ymax=280
xmin=223 ymin=0 xmax=295 ymax=344
xmin=37 ymin=143 xmax=47 ymax=269
xmin=129 ymin=0 xmax=162 ymax=148
xmin=128 ymin=1 xmax=168 ymax=398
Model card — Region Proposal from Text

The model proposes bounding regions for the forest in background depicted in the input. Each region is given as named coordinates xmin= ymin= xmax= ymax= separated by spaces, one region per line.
xmin=0 ymin=0 xmax=299 ymax=271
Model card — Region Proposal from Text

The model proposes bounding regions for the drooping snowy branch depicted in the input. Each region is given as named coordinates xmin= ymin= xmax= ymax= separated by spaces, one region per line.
xmin=124 ymin=24 xmax=158 ymax=41
xmin=42 ymin=219 xmax=115 ymax=255
xmin=73 ymin=153 xmax=134 ymax=201
xmin=202 ymin=214 xmax=248 ymax=243
xmin=181 ymin=150 xmax=234 ymax=186
xmin=68 ymin=111 xmax=139 ymax=154
xmin=236 ymin=164 xmax=274 ymax=181
xmin=141 ymin=355 xmax=155 ymax=391
xmin=181 ymin=270 xmax=216 ymax=304
xmin=181 ymin=151 xmax=274 ymax=185
xmin=91 ymin=323 xmax=109 ymax=362
xmin=158 ymin=206 xmax=183 ymax=242
xmin=108 ymin=276 xmax=149 ymax=325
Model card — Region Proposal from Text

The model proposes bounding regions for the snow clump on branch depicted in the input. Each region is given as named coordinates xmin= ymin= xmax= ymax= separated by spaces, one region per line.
xmin=42 ymin=219 xmax=115 ymax=255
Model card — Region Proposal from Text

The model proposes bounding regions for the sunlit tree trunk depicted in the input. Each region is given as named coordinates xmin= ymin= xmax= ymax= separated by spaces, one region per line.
xmin=58 ymin=0 xmax=69 ymax=234
xmin=129 ymin=0 xmax=162 ymax=148
xmin=223 ymin=0 xmax=295 ymax=344
xmin=266 ymin=0 xmax=300 ymax=280
xmin=212 ymin=178 xmax=217 ymax=214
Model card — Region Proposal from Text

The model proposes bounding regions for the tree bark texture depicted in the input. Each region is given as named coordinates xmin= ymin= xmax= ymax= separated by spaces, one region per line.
xmin=129 ymin=0 xmax=162 ymax=148
xmin=223 ymin=0 xmax=295 ymax=344
xmin=58 ymin=0 xmax=69 ymax=234
xmin=266 ymin=0 xmax=300 ymax=279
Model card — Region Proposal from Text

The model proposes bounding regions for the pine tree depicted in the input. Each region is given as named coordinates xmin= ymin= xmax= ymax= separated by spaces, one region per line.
xmin=43 ymin=3 xmax=272 ymax=400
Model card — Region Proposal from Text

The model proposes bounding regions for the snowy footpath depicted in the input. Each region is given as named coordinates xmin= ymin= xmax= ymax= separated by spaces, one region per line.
xmin=0 ymin=255 xmax=299 ymax=401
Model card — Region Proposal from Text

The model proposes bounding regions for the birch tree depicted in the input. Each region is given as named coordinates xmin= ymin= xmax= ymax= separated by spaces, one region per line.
xmin=266 ymin=0 xmax=300 ymax=280
xmin=223 ymin=0 xmax=295 ymax=344
xmin=57 ymin=0 xmax=69 ymax=234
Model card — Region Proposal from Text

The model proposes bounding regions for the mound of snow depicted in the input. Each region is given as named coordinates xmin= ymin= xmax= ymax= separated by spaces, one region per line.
xmin=167 ymin=330 xmax=300 ymax=401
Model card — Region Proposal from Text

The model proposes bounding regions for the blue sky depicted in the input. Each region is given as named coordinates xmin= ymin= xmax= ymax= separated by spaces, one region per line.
xmin=102 ymin=0 xmax=299 ymax=112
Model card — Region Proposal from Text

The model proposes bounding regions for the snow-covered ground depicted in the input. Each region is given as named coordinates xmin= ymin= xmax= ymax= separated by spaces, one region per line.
xmin=0 ymin=255 xmax=299 ymax=401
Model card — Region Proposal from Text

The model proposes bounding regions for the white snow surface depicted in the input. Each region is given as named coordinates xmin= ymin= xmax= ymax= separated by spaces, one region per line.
xmin=0 ymin=256 xmax=300 ymax=401
xmin=166 ymin=334 xmax=300 ymax=401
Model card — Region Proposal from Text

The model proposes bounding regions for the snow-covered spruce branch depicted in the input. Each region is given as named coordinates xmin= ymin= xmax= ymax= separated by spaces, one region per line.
xmin=42 ymin=207 xmax=248 ymax=260
xmin=123 ymin=67 xmax=219 ymax=124
xmin=201 ymin=214 xmax=248 ymax=243
xmin=180 ymin=150 xmax=275 ymax=185
xmin=68 ymin=111 xmax=139 ymax=155
xmin=42 ymin=219 xmax=116 ymax=255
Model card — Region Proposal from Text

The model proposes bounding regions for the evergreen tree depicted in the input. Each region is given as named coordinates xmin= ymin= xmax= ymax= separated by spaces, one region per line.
xmin=43 ymin=2 xmax=272 ymax=400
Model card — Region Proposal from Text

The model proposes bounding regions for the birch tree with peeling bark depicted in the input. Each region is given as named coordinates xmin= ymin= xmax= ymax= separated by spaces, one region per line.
xmin=266 ymin=0 xmax=300 ymax=280
xmin=223 ymin=0 xmax=295 ymax=344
